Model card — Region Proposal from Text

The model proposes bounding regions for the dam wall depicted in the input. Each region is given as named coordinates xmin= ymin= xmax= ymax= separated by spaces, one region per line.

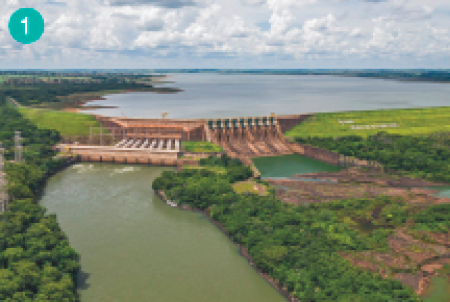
xmin=94 ymin=114 xmax=312 ymax=144
xmin=95 ymin=116 xmax=205 ymax=142
xmin=277 ymin=114 xmax=312 ymax=133
xmin=288 ymin=142 xmax=383 ymax=169
xmin=302 ymin=144 xmax=342 ymax=166
xmin=66 ymin=114 xmax=317 ymax=168
xmin=65 ymin=146 xmax=179 ymax=166
xmin=288 ymin=142 xmax=342 ymax=166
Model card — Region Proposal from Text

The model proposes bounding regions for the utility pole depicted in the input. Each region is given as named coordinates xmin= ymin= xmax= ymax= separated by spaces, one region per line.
xmin=100 ymin=127 xmax=103 ymax=146
xmin=14 ymin=131 xmax=22 ymax=163
xmin=0 ymin=142 xmax=8 ymax=213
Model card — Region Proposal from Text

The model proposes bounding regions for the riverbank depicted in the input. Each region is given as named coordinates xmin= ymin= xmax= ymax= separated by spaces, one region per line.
xmin=154 ymin=190 xmax=299 ymax=302
xmin=0 ymin=104 xmax=81 ymax=301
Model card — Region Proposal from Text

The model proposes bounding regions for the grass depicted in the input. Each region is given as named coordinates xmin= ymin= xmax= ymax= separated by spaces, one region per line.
xmin=285 ymin=107 xmax=450 ymax=138
xmin=182 ymin=165 xmax=227 ymax=174
xmin=182 ymin=141 xmax=223 ymax=153
xmin=19 ymin=107 xmax=104 ymax=136
xmin=233 ymin=180 xmax=268 ymax=196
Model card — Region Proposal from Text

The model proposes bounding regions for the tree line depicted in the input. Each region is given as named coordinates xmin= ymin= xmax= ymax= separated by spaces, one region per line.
xmin=295 ymin=132 xmax=450 ymax=182
xmin=152 ymin=155 xmax=440 ymax=301
xmin=0 ymin=78 xmax=152 ymax=106
xmin=0 ymin=99 xmax=80 ymax=301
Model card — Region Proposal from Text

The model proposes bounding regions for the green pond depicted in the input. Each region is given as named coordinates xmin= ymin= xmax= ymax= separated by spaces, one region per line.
xmin=412 ymin=187 xmax=450 ymax=302
xmin=430 ymin=186 xmax=450 ymax=198
xmin=253 ymin=154 xmax=341 ymax=178
xmin=39 ymin=163 xmax=286 ymax=302
xmin=423 ymin=275 xmax=450 ymax=302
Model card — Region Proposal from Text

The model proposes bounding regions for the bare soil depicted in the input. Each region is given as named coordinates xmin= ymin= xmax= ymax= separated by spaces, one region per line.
xmin=268 ymin=167 xmax=450 ymax=205
xmin=267 ymin=167 xmax=450 ymax=296
xmin=340 ymin=228 xmax=450 ymax=295
xmin=293 ymin=168 xmax=448 ymax=187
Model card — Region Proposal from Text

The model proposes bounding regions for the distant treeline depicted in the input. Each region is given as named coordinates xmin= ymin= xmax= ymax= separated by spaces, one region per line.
xmin=0 ymin=70 xmax=162 ymax=79
xmin=135 ymin=69 xmax=450 ymax=82
xmin=0 ymin=79 xmax=153 ymax=106
xmin=2 ymin=69 xmax=450 ymax=82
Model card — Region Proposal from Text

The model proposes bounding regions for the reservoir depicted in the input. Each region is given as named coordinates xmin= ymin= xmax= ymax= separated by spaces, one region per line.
xmin=39 ymin=163 xmax=286 ymax=302
xmin=83 ymin=73 xmax=450 ymax=119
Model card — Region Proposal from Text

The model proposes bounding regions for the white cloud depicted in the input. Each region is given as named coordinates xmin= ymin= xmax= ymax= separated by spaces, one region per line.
xmin=0 ymin=0 xmax=449 ymax=68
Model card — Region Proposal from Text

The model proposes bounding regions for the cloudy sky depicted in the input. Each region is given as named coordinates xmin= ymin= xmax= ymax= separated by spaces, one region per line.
xmin=1 ymin=0 xmax=449 ymax=69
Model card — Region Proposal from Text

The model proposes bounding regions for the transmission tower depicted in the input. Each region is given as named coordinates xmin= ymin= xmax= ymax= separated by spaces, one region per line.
xmin=14 ymin=131 xmax=23 ymax=163
xmin=0 ymin=142 xmax=7 ymax=213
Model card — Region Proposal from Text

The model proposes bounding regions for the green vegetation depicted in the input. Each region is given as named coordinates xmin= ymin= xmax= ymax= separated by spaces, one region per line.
xmin=286 ymin=107 xmax=450 ymax=138
xmin=233 ymin=181 xmax=268 ymax=196
xmin=295 ymin=132 xmax=450 ymax=182
xmin=0 ymin=75 xmax=92 ymax=83
xmin=182 ymin=141 xmax=223 ymax=153
xmin=0 ymin=78 xmax=152 ymax=106
xmin=182 ymin=165 xmax=227 ymax=174
xmin=0 ymin=100 xmax=79 ymax=301
xmin=19 ymin=107 xmax=104 ymax=136
xmin=152 ymin=156 xmax=432 ymax=301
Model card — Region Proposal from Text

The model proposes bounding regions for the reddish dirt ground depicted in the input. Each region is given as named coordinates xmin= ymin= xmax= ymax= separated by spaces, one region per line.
xmin=267 ymin=167 xmax=450 ymax=296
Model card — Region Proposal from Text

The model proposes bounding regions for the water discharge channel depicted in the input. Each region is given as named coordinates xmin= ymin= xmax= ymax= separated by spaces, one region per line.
xmin=39 ymin=163 xmax=286 ymax=302
xmin=253 ymin=154 xmax=341 ymax=178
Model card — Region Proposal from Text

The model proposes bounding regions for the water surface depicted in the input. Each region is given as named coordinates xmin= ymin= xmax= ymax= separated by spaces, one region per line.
xmin=423 ymin=275 xmax=450 ymax=302
xmin=253 ymin=154 xmax=340 ymax=178
xmin=39 ymin=163 xmax=285 ymax=302
xmin=83 ymin=73 xmax=450 ymax=119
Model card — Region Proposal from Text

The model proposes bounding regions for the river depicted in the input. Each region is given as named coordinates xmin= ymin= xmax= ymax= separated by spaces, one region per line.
xmin=39 ymin=163 xmax=286 ymax=302
xmin=82 ymin=73 xmax=450 ymax=119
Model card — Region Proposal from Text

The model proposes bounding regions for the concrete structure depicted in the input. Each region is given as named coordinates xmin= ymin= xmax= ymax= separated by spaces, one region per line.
xmin=96 ymin=116 xmax=205 ymax=142
xmin=204 ymin=115 xmax=310 ymax=163
xmin=61 ymin=114 xmax=312 ymax=166
xmin=65 ymin=145 xmax=179 ymax=166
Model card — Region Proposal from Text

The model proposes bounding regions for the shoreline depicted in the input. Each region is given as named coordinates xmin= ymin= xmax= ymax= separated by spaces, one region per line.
xmin=61 ymin=86 xmax=183 ymax=113
xmin=154 ymin=190 xmax=300 ymax=302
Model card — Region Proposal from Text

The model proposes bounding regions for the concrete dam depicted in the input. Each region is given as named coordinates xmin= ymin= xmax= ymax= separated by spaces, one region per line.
xmin=61 ymin=114 xmax=311 ymax=166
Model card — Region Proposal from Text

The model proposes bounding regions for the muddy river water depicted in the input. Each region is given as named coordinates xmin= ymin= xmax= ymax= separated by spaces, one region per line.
xmin=39 ymin=164 xmax=287 ymax=302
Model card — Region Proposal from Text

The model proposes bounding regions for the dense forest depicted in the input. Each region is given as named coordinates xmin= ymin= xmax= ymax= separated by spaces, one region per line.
xmin=153 ymin=154 xmax=450 ymax=301
xmin=0 ymin=79 xmax=152 ymax=106
xmin=0 ymin=100 xmax=80 ymax=301
xmin=295 ymin=132 xmax=450 ymax=182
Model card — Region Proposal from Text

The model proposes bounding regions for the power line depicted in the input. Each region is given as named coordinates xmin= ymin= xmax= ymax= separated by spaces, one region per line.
xmin=14 ymin=131 xmax=22 ymax=163
xmin=0 ymin=142 xmax=8 ymax=213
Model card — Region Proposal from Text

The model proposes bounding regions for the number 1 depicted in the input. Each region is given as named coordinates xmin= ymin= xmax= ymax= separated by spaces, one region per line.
xmin=21 ymin=17 xmax=28 ymax=35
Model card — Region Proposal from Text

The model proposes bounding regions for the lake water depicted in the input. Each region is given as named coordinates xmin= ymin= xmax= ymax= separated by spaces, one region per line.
xmin=39 ymin=164 xmax=286 ymax=302
xmin=83 ymin=73 xmax=450 ymax=119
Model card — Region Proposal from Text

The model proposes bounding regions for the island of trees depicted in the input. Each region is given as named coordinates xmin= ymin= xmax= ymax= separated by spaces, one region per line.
xmin=152 ymin=153 xmax=450 ymax=301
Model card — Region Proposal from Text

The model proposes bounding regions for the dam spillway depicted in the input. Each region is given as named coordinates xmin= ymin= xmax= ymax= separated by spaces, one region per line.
xmin=61 ymin=114 xmax=311 ymax=166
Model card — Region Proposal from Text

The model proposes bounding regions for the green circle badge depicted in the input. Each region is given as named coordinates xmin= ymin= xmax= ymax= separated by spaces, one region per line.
xmin=9 ymin=8 xmax=45 ymax=44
